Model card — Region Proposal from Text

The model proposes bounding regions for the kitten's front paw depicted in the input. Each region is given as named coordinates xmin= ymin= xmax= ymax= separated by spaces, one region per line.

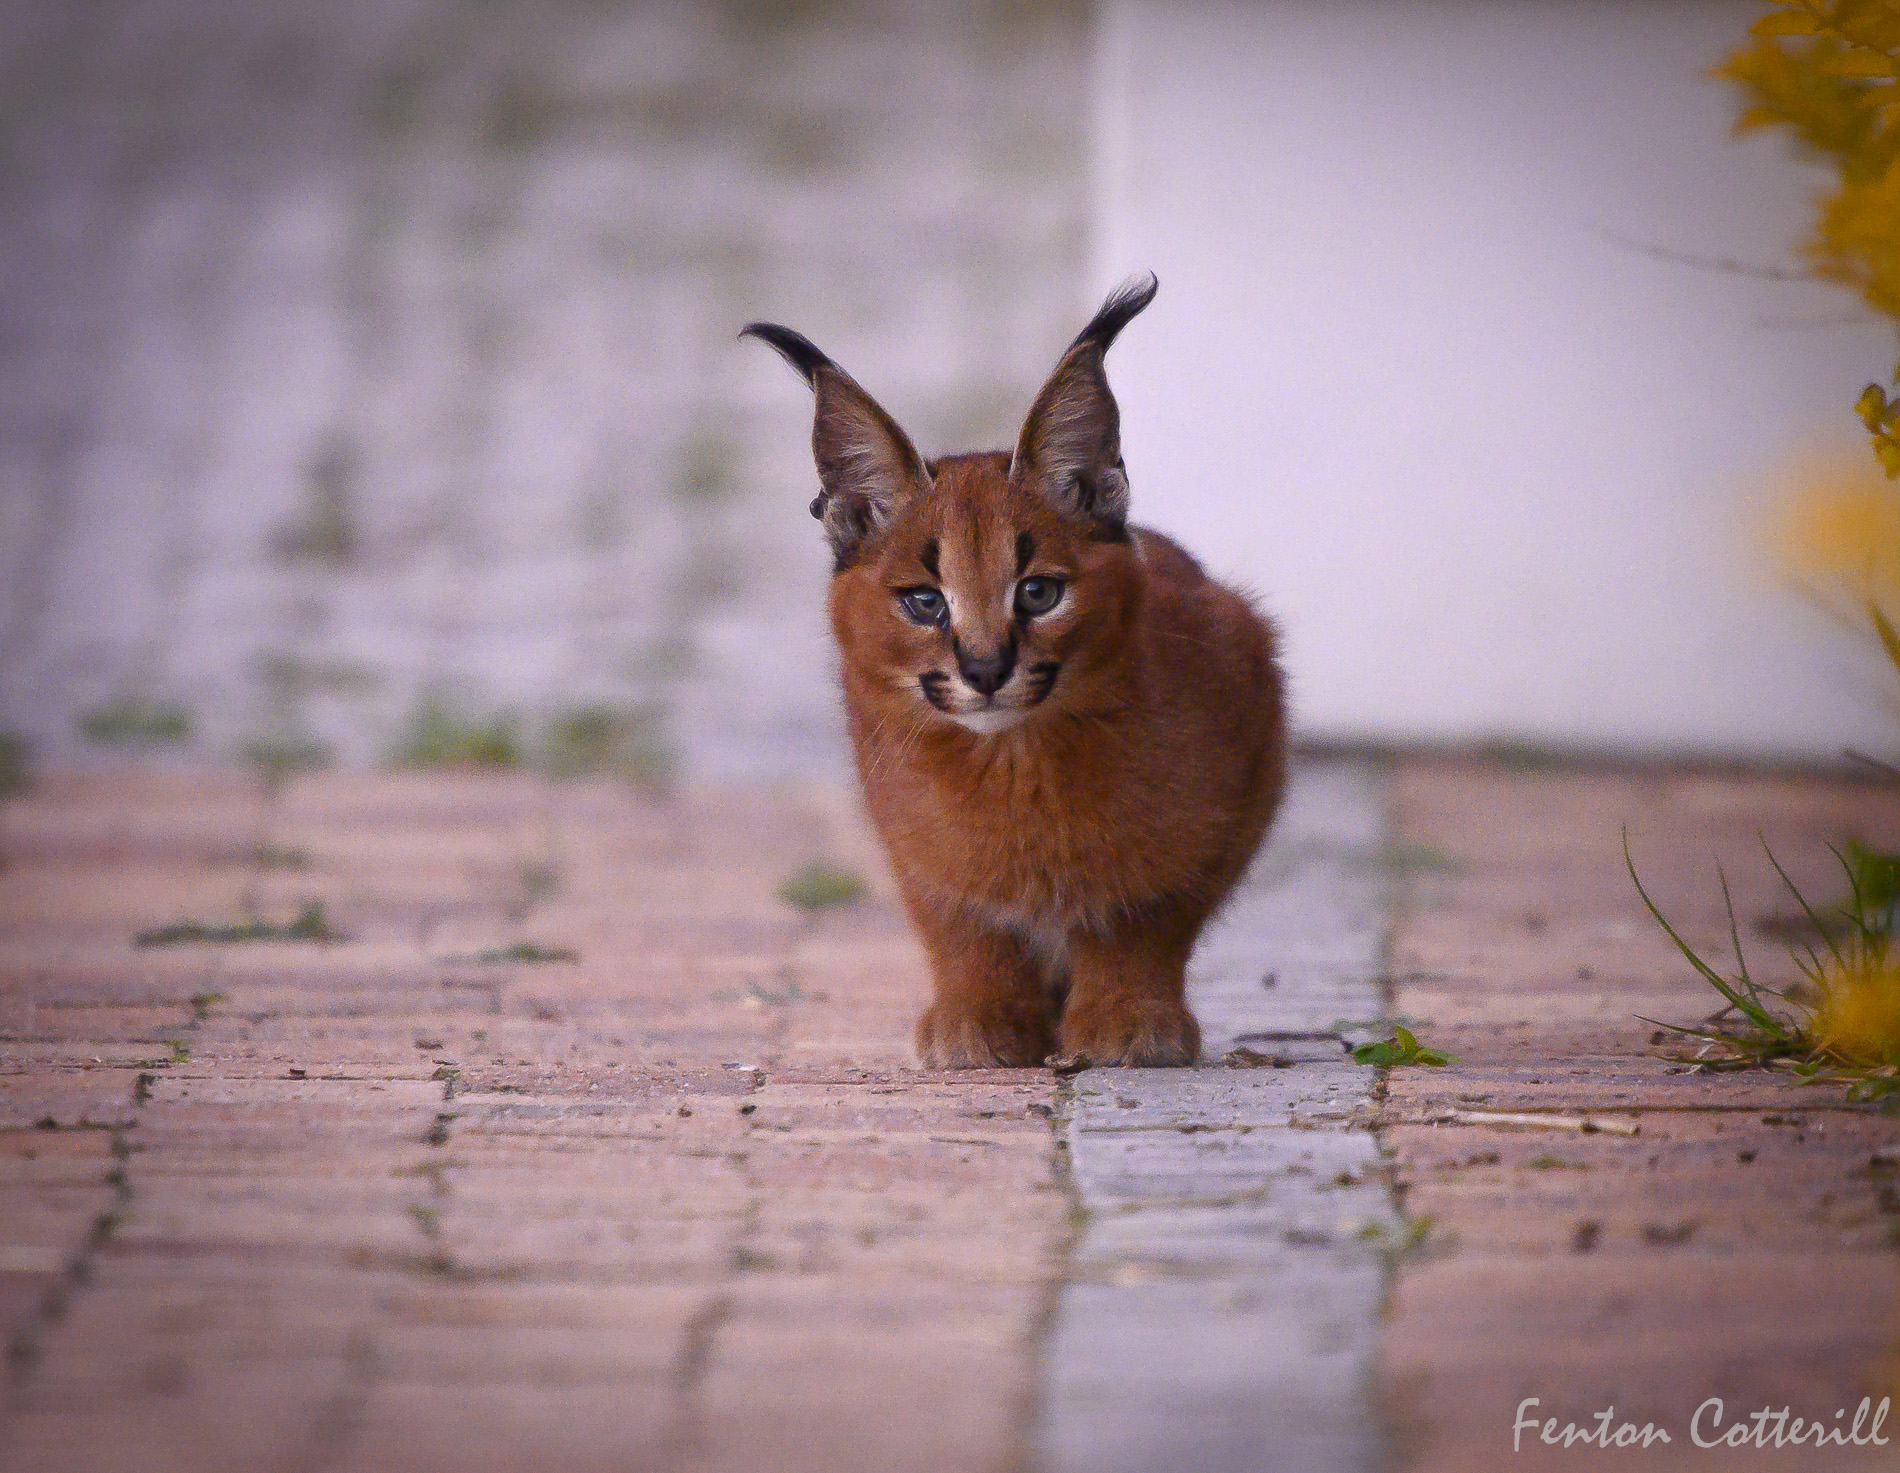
xmin=1058 ymin=998 xmax=1201 ymax=1067
xmin=916 ymin=996 xmax=1054 ymax=1069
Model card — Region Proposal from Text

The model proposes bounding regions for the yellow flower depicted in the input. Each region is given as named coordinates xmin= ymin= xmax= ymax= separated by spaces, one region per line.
xmin=1776 ymin=454 xmax=1900 ymax=613
xmin=1809 ymin=958 xmax=1900 ymax=1068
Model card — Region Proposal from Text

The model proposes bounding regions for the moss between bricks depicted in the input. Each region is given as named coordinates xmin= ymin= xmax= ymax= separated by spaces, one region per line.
xmin=391 ymin=696 xmax=522 ymax=769
xmin=78 ymin=697 xmax=193 ymax=747
xmin=437 ymin=943 xmax=578 ymax=965
xmin=135 ymin=901 xmax=346 ymax=947
xmin=0 ymin=731 xmax=29 ymax=796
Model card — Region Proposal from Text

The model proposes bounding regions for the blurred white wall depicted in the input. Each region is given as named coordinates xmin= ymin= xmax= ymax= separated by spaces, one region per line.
xmin=0 ymin=1 xmax=1092 ymax=777
xmin=5 ymin=0 xmax=1896 ymax=775
xmin=1095 ymin=0 xmax=1898 ymax=762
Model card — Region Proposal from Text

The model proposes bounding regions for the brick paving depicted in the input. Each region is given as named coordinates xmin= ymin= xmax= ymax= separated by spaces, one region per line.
xmin=3 ymin=758 xmax=1899 ymax=1473
xmin=1378 ymin=760 xmax=1900 ymax=1472
xmin=0 ymin=768 xmax=1063 ymax=1473
xmin=1039 ymin=764 xmax=1389 ymax=1473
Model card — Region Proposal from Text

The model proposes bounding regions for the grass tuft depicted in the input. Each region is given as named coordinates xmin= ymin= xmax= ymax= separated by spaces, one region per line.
xmin=240 ymin=736 xmax=334 ymax=789
xmin=1626 ymin=828 xmax=1899 ymax=1103
xmin=1377 ymin=841 xmax=1458 ymax=875
xmin=79 ymin=698 xmax=192 ymax=747
xmin=392 ymin=697 xmax=521 ymax=769
xmin=776 ymin=862 xmax=866 ymax=914
xmin=541 ymin=704 xmax=677 ymax=791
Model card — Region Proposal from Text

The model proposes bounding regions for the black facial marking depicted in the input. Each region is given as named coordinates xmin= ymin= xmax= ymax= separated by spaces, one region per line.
xmin=1015 ymin=531 xmax=1035 ymax=576
xmin=953 ymin=630 xmax=1018 ymax=699
xmin=919 ymin=539 xmax=940 ymax=579
xmin=918 ymin=671 xmax=952 ymax=711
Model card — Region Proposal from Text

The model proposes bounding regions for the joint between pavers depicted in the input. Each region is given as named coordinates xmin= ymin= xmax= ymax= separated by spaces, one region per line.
xmin=2 ymin=1074 xmax=148 ymax=1429
xmin=658 ymin=1288 xmax=736 ymax=1461
xmin=1032 ymin=762 xmax=1397 ymax=1473
xmin=1003 ymin=1072 xmax=1084 ymax=1473
xmin=284 ymin=1326 xmax=380 ymax=1473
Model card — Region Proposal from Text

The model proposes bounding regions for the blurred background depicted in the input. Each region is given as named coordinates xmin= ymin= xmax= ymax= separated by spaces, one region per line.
xmin=1 ymin=0 xmax=1894 ymax=783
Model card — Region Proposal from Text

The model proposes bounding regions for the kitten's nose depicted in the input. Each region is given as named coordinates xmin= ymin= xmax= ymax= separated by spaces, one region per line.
xmin=954 ymin=636 xmax=1017 ymax=698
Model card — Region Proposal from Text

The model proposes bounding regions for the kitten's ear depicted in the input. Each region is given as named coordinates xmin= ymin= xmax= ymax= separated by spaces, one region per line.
xmin=741 ymin=323 xmax=929 ymax=568
xmin=1011 ymin=273 xmax=1157 ymax=536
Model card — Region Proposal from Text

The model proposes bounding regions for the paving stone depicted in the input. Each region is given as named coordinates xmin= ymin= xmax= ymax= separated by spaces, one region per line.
xmin=335 ymin=1382 xmax=676 ymax=1473
xmin=1377 ymin=760 xmax=1900 ymax=1473
xmin=1037 ymin=762 xmax=1392 ymax=1473
xmin=687 ymin=1277 xmax=1031 ymax=1473
xmin=4 ymin=1359 xmax=366 ymax=1473
xmin=0 ymin=771 xmax=1066 ymax=1472
xmin=9 ymin=756 xmax=1892 ymax=1472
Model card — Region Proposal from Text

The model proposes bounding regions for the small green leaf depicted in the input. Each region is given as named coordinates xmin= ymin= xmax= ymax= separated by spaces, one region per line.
xmin=1351 ymin=1028 xmax=1453 ymax=1067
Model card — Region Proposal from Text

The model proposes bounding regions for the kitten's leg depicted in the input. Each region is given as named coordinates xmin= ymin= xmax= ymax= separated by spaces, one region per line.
xmin=912 ymin=906 xmax=1055 ymax=1068
xmin=1057 ymin=909 xmax=1201 ymax=1067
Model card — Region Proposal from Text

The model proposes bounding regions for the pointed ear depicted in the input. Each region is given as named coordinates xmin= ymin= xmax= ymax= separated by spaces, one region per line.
xmin=1011 ymin=273 xmax=1157 ymax=536
xmin=741 ymin=322 xmax=929 ymax=569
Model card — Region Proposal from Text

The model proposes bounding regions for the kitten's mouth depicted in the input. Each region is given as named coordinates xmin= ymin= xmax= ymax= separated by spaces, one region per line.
xmin=918 ymin=662 xmax=1060 ymax=732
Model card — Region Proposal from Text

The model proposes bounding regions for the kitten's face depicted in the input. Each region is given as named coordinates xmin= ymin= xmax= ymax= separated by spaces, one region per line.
xmin=830 ymin=453 xmax=1139 ymax=734
xmin=745 ymin=277 xmax=1159 ymax=728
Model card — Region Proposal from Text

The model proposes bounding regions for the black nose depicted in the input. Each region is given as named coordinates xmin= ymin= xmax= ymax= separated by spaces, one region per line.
xmin=954 ymin=635 xmax=1017 ymax=697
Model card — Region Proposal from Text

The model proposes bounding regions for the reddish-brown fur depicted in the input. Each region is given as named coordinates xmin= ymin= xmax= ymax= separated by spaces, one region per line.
xmin=745 ymin=279 xmax=1286 ymax=1066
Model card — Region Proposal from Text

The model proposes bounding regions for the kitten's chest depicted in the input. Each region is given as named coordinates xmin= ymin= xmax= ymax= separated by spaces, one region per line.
xmin=856 ymin=720 xmax=1200 ymax=925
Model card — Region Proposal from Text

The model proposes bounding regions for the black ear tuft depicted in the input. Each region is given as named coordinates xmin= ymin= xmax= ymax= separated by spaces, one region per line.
xmin=1010 ymin=273 xmax=1157 ymax=532
xmin=740 ymin=322 xmax=836 ymax=388
xmin=744 ymin=320 xmax=930 ymax=567
xmin=1068 ymin=273 xmax=1158 ymax=357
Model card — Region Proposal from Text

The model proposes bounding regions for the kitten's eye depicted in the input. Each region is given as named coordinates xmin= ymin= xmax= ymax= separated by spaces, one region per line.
xmin=1014 ymin=577 xmax=1065 ymax=617
xmin=897 ymin=587 xmax=947 ymax=626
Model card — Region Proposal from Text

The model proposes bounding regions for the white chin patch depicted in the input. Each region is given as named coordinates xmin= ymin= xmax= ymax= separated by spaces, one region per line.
xmin=948 ymin=707 xmax=1030 ymax=735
